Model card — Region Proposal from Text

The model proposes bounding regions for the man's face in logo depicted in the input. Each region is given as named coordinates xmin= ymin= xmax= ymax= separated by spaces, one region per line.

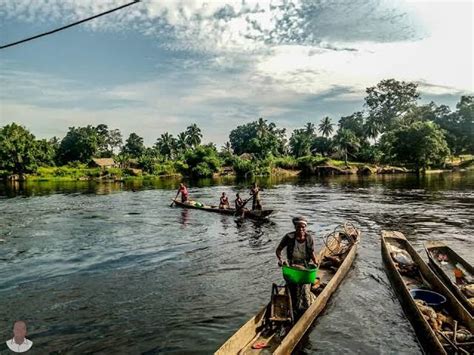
xmin=13 ymin=321 xmax=26 ymax=341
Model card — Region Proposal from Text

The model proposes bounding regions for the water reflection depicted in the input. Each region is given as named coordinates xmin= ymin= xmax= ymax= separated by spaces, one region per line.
xmin=2 ymin=171 xmax=473 ymax=199
xmin=0 ymin=171 xmax=473 ymax=354
xmin=180 ymin=209 xmax=189 ymax=228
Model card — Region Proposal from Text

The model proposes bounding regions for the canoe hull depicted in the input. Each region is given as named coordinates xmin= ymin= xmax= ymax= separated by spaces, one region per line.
xmin=381 ymin=231 xmax=474 ymax=355
xmin=274 ymin=234 xmax=359 ymax=354
xmin=172 ymin=199 xmax=273 ymax=220
xmin=425 ymin=241 xmax=474 ymax=316
xmin=216 ymin=227 xmax=360 ymax=354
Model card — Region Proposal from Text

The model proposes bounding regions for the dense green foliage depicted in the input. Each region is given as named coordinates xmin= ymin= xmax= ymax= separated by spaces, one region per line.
xmin=1 ymin=79 xmax=472 ymax=179
xmin=380 ymin=121 xmax=450 ymax=171
xmin=183 ymin=145 xmax=221 ymax=178
xmin=229 ymin=118 xmax=286 ymax=158
xmin=122 ymin=132 xmax=145 ymax=158
xmin=365 ymin=79 xmax=420 ymax=131
xmin=57 ymin=125 xmax=99 ymax=164
xmin=0 ymin=123 xmax=46 ymax=174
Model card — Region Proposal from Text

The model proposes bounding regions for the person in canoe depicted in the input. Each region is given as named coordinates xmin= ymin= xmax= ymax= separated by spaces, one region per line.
xmin=219 ymin=192 xmax=230 ymax=209
xmin=249 ymin=182 xmax=262 ymax=210
xmin=234 ymin=193 xmax=248 ymax=217
xmin=276 ymin=216 xmax=318 ymax=317
xmin=175 ymin=183 xmax=189 ymax=203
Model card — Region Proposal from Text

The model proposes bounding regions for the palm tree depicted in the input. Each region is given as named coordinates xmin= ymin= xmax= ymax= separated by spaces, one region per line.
xmin=289 ymin=129 xmax=311 ymax=157
xmin=333 ymin=129 xmax=360 ymax=166
xmin=256 ymin=117 xmax=268 ymax=139
xmin=155 ymin=132 xmax=176 ymax=160
xmin=364 ymin=116 xmax=380 ymax=142
xmin=318 ymin=117 xmax=334 ymax=137
xmin=176 ymin=132 xmax=188 ymax=152
xmin=304 ymin=122 xmax=315 ymax=136
xmin=185 ymin=124 xmax=202 ymax=148
xmin=222 ymin=141 xmax=233 ymax=154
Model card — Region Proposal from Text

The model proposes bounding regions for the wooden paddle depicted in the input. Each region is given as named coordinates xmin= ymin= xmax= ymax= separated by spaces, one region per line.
xmin=170 ymin=196 xmax=178 ymax=207
xmin=234 ymin=196 xmax=253 ymax=218
xmin=242 ymin=196 xmax=253 ymax=207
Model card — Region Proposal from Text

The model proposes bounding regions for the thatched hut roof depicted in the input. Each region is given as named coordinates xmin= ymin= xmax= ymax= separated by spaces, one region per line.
xmin=90 ymin=158 xmax=116 ymax=168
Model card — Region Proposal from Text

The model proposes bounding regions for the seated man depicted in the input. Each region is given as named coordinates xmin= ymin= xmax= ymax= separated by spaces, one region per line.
xmin=219 ymin=192 xmax=230 ymax=209
xmin=234 ymin=193 xmax=247 ymax=217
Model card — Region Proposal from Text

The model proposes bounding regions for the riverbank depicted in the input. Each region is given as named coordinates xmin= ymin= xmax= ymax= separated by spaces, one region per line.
xmin=2 ymin=156 xmax=472 ymax=182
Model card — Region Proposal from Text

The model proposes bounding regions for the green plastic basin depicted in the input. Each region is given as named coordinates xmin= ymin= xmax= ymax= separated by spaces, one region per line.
xmin=282 ymin=264 xmax=318 ymax=284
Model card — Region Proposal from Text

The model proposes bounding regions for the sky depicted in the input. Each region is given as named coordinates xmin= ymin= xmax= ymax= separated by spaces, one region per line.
xmin=0 ymin=0 xmax=473 ymax=146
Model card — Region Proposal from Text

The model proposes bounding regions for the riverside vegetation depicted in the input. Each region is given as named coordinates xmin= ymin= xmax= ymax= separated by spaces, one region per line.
xmin=1 ymin=79 xmax=473 ymax=181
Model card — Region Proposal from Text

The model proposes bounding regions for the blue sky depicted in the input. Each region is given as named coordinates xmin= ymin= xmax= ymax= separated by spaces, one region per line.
xmin=0 ymin=0 xmax=472 ymax=146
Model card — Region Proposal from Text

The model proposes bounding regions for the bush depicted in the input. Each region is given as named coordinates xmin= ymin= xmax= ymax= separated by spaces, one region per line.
xmin=86 ymin=168 xmax=101 ymax=177
xmin=184 ymin=146 xmax=222 ymax=178
xmin=273 ymin=156 xmax=298 ymax=169
xmin=192 ymin=162 xmax=214 ymax=177
xmin=53 ymin=167 xmax=68 ymax=177
xmin=355 ymin=144 xmax=383 ymax=164
xmin=154 ymin=162 xmax=178 ymax=176
xmin=232 ymin=157 xmax=274 ymax=177
xmin=67 ymin=161 xmax=86 ymax=169
xmin=138 ymin=155 xmax=157 ymax=174
xmin=174 ymin=161 xmax=189 ymax=174
xmin=107 ymin=168 xmax=123 ymax=177
xmin=297 ymin=155 xmax=328 ymax=175
xmin=232 ymin=157 xmax=255 ymax=177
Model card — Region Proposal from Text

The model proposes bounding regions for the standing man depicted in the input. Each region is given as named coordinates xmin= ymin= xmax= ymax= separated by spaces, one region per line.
xmin=249 ymin=182 xmax=262 ymax=210
xmin=6 ymin=320 xmax=33 ymax=353
xmin=276 ymin=216 xmax=318 ymax=267
xmin=276 ymin=216 xmax=318 ymax=317
xmin=175 ymin=183 xmax=189 ymax=203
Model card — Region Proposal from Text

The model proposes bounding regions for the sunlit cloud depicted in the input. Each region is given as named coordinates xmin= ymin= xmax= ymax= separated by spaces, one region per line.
xmin=0 ymin=0 xmax=472 ymax=144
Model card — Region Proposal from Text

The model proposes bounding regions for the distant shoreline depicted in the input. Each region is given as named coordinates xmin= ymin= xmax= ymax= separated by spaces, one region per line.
xmin=2 ymin=163 xmax=472 ymax=183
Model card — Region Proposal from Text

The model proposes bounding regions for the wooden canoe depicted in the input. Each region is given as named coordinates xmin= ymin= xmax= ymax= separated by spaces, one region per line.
xmin=425 ymin=241 xmax=474 ymax=316
xmin=172 ymin=199 xmax=274 ymax=220
xmin=381 ymin=231 xmax=474 ymax=355
xmin=216 ymin=224 xmax=361 ymax=354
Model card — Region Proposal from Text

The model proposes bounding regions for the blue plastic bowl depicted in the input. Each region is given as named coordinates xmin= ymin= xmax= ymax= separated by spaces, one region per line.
xmin=410 ymin=289 xmax=446 ymax=309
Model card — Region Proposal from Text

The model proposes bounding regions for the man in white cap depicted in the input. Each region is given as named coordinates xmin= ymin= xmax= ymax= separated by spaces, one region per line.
xmin=6 ymin=320 xmax=33 ymax=353
xmin=276 ymin=216 xmax=318 ymax=267
xmin=276 ymin=216 xmax=318 ymax=317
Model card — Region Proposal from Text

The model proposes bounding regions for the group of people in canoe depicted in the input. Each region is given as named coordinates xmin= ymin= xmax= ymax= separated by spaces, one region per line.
xmin=175 ymin=182 xmax=263 ymax=216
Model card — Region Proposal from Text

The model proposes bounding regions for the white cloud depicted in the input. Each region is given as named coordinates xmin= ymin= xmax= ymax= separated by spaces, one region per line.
xmin=1 ymin=0 xmax=472 ymax=143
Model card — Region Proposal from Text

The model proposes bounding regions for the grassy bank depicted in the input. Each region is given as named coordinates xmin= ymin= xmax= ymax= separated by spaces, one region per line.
xmin=3 ymin=154 xmax=471 ymax=182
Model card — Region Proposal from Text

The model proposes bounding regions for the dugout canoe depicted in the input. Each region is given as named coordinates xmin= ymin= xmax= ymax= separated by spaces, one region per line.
xmin=381 ymin=231 xmax=474 ymax=355
xmin=172 ymin=199 xmax=274 ymax=220
xmin=215 ymin=224 xmax=360 ymax=354
xmin=425 ymin=241 xmax=474 ymax=316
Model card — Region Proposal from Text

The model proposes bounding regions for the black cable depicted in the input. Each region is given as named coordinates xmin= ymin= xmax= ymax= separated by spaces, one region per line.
xmin=0 ymin=0 xmax=140 ymax=50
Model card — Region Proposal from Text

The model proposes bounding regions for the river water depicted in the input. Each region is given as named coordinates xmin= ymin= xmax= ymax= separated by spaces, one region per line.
xmin=0 ymin=172 xmax=473 ymax=354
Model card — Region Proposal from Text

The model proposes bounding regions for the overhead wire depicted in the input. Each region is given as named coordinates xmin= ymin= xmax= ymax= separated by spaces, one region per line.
xmin=0 ymin=0 xmax=141 ymax=50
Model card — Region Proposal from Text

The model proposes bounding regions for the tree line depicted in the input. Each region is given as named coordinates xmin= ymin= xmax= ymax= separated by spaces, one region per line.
xmin=0 ymin=79 xmax=472 ymax=178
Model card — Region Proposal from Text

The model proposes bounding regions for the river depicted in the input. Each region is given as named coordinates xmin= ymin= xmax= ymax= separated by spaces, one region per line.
xmin=0 ymin=172 xmax=473 ymax=354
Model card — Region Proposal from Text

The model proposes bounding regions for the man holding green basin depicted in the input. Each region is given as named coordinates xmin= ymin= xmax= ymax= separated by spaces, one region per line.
xmin=276 ymin=216 xmax=318 ymax=267
xmin=276 ymin=216 xmax=318 ymax=316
